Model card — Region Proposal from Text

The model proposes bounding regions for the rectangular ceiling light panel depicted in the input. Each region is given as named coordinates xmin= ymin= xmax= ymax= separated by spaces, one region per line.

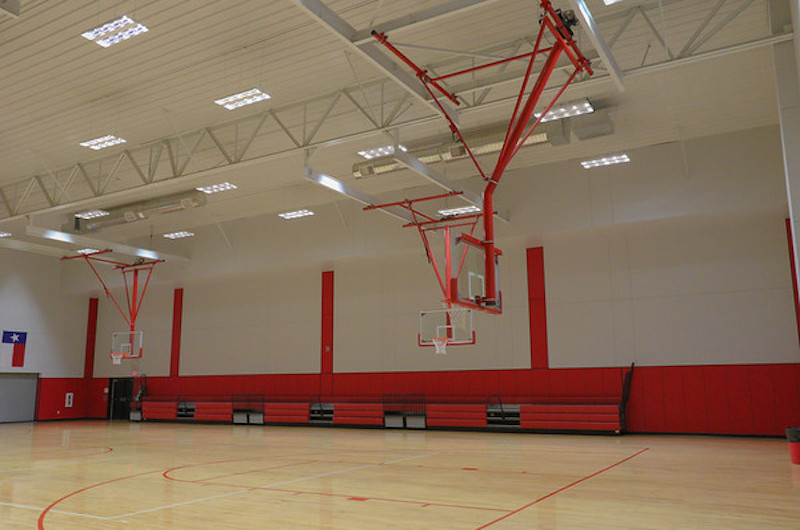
xmin=357 ymin=144 xmax=407 ymax=160
xmin=163 ymin=230 xmax=194 ymax=239
xmin=81 ymin=15 xmax=149 ymax=48
xmin=196 ymin=182 xmax=238 ymax=194
xmin=214 ymin=89 xmax=271 ymax=110
xmin=438 ymin=205 xmax=481 ymax=216
xmin=74 ymin=209 xmax=110 ymax=220
xmin=79 ymin=135 xmax=126 ymax=150
xmin=535 ymin=100 xmax=594 ymax=122
xmin=0 ymin=231 xmax=11 ymax=238
xmin=278 ymin=209 xmax=314 ymax=220
xmin=581 ymin=154 xmax=630 ymax=169
xmin=77 ymin=248 xmax=101 ymax=255
xmin=603 ymin=0 xmax=624 ymax=5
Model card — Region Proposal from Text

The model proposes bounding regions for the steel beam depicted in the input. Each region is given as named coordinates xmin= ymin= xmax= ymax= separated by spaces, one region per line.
xmin=25 ymin=226 xmax=190 ymax=264
xmin=392 ymin=150 xmax=508 ymax=222
xmin=292 ymin=0 xmax=453 ymax=118
xmin=568 ymin=0 xmax=625 ymax=91
xmin=304 ymin=167 xmax=414 ymax=223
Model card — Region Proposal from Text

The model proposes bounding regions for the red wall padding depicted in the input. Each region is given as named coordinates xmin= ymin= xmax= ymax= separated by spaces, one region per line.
xmin=527 ymin=247 xmax=548 ymax=368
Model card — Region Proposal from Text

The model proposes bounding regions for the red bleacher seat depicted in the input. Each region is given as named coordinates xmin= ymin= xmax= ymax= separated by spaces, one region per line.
xmin=142 ymin=401 xmax=178 ymax=421
xmin=426 ymin=404 xmax=486 ymax=428
xmin=263 ymin=403 xmax=309 ymax=423
xmin=333 ymin=403 xmax=383 ymax=426
xmin=194 ymin=402 xmax=233 ymax=422
xmin=520 ymin=404 xmax=620 ymax=432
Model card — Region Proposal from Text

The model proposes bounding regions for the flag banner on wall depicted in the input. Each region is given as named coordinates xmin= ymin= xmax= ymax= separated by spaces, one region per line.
xmin=2 ymin=331 xmax=27 ymax=367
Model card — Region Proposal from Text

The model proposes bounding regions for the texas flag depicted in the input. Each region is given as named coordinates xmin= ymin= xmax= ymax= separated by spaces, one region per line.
xmin=2 ymin=331 xmax=27 ymax=367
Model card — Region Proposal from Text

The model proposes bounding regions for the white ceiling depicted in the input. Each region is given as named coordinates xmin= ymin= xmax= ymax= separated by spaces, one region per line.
xmin=0 ymin=0 xmax=791 ymax=255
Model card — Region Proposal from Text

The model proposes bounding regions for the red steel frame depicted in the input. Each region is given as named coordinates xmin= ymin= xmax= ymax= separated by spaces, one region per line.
xmin=62 ymin=250 xmax=163 ymax=358
xmin=368 ymin=1 xmax=592 ymax=314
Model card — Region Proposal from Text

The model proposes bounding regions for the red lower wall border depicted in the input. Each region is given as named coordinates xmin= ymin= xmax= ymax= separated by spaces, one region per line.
xmin=38 ymin=364 xmax=795 ymax=435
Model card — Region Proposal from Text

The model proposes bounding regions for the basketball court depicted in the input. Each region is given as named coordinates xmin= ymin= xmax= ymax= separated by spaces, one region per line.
xmin=2 ymin=0 xmax=800 ymax=528
xmin=0 ymin=421 xmax=797 ymax=529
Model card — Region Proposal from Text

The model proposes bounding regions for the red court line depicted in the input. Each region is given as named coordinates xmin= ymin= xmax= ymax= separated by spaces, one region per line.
xmin=37 ymin=468 xmax=161 ymax=530
xmin=475 ymin=447 xmax=650 ymax=529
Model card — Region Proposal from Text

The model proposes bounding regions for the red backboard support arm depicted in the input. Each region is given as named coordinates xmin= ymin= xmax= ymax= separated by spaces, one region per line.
xmin=368 ymin=0 xmax=593 ymax=313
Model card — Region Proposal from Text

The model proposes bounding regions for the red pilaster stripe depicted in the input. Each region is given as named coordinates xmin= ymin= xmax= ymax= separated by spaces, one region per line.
xmin=526 ymin=247 xmax=548 ymax=368
xmin=321 ymin=271 xmax=334 ymax=375
xmin=785 ymin=219 xmax=800 ymax=344
xmin=83 ymin=298 xmax=99 ymax=378
xmin=170 ymin=288 xmax=184 ymax=377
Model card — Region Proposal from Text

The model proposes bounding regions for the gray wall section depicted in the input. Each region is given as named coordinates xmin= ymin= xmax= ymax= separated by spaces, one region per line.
xmin=0 ymin=373 xmax=38 ymax=422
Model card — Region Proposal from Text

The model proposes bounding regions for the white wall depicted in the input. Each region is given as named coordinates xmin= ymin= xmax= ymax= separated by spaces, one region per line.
xmin=0 ymin=250 xmax=86 ymax=377
xmin=332 ymin=243 xmax=531 ymax=373
xmin=544 ymin=212 xmax=799 ymax=367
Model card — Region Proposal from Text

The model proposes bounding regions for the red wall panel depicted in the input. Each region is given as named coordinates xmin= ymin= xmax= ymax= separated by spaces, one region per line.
xmin=83 ymin=298 xmax=98 ymax=378
xmin=681 ymin=366 xmax=709 ymax=434
xmin=36 ymin=378 xmax=88 ymax=420
xmin=527 ymin=247 xmax=548 ymax=368
xmin=170 ymin=288 xmax=183 ymax=377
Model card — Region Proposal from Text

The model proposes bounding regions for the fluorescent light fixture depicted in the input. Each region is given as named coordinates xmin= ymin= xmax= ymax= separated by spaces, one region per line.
xmin=357 ymin=144 xmax=407 ymax=160
xmin=603 ymin=0 xmax=624 ymax=5
xmin=0 ymin=231 xmax=11 ymax=238
xmin=196 ymin=182 xmax=238 ymax=194
xmin=81 ymin=15 xmax=149 ymax=48
xmin=74 ymin=209 xmax=110 ymax=220
xmin=278 ymin=209 xmax=314 ymax=220
xmin=79 ymin=135 xmax=126 ymax=150
xmin=535 ymin=99 xmax=594 ymax=122
xmin=581 ymin=154 xmax=630 ymax=169
xmin=214 ymin=89 xmax=271 ymax=110
xmin=438 ymin=205 xmax=482 ymax=217
xmin=163 ymin=230 xmax=194 ymax=239
xmin=77 ymin=248 xmax=100 ymax=255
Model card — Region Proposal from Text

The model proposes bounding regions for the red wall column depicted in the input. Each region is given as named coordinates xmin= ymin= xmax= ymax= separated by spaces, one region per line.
xmin=785 ymin=219 xmax=800 ymax=343
xmin=321 ymin=271 xmax=334 ymax=397
xmin=170 ymin=288 xmax=184 ymax=377
xmin=527 ymin=247 xmax=548 ymax=368
xmin=83 ymin=298 xmax=99 ymax=378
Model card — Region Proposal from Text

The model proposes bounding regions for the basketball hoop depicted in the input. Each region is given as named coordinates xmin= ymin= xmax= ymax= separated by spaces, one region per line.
xmin=111 ymin=352 xmax=123 ymax=365
xmin=432 ymin=337 xmax=448 ymax=355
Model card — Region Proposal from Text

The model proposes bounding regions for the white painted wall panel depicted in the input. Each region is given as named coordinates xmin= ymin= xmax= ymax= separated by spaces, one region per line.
xmin=545 ymin=211 xmax=800 ymax=367
xmin=0 ymin=250 xmax=85 ymax=377
xmin=179 ymin=268 xmax=320 ymax=375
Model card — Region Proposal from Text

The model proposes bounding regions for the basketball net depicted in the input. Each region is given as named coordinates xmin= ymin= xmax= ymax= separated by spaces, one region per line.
xmin=432 ymin=337 xmax=448 ymax=355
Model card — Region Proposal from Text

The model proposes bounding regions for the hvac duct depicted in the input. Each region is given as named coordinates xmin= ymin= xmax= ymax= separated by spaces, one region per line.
xmin=71 ymin=190 xmax=207 ymax=232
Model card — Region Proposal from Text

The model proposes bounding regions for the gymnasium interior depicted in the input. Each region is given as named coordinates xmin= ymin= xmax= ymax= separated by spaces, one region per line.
xmin=1 ymin=0 xmax=800 ymax=528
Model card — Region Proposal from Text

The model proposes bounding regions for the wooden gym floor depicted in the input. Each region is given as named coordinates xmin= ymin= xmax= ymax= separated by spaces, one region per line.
xmin=1 ymin=421 xmax=799 ymax=529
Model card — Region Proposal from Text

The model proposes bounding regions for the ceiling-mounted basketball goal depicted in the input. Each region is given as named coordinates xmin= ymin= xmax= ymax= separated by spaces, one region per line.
xmin=62 ymin=250 xmax=162 ymax=364
xmin=366 ymin=1 xmax=593 ymax=351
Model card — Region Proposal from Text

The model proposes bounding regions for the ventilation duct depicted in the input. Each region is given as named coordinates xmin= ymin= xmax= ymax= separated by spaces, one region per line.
xmin=353 ymin=127 xmax=549 ymax=179
xmin=70 ymin=190 xmax=207 ymax=233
